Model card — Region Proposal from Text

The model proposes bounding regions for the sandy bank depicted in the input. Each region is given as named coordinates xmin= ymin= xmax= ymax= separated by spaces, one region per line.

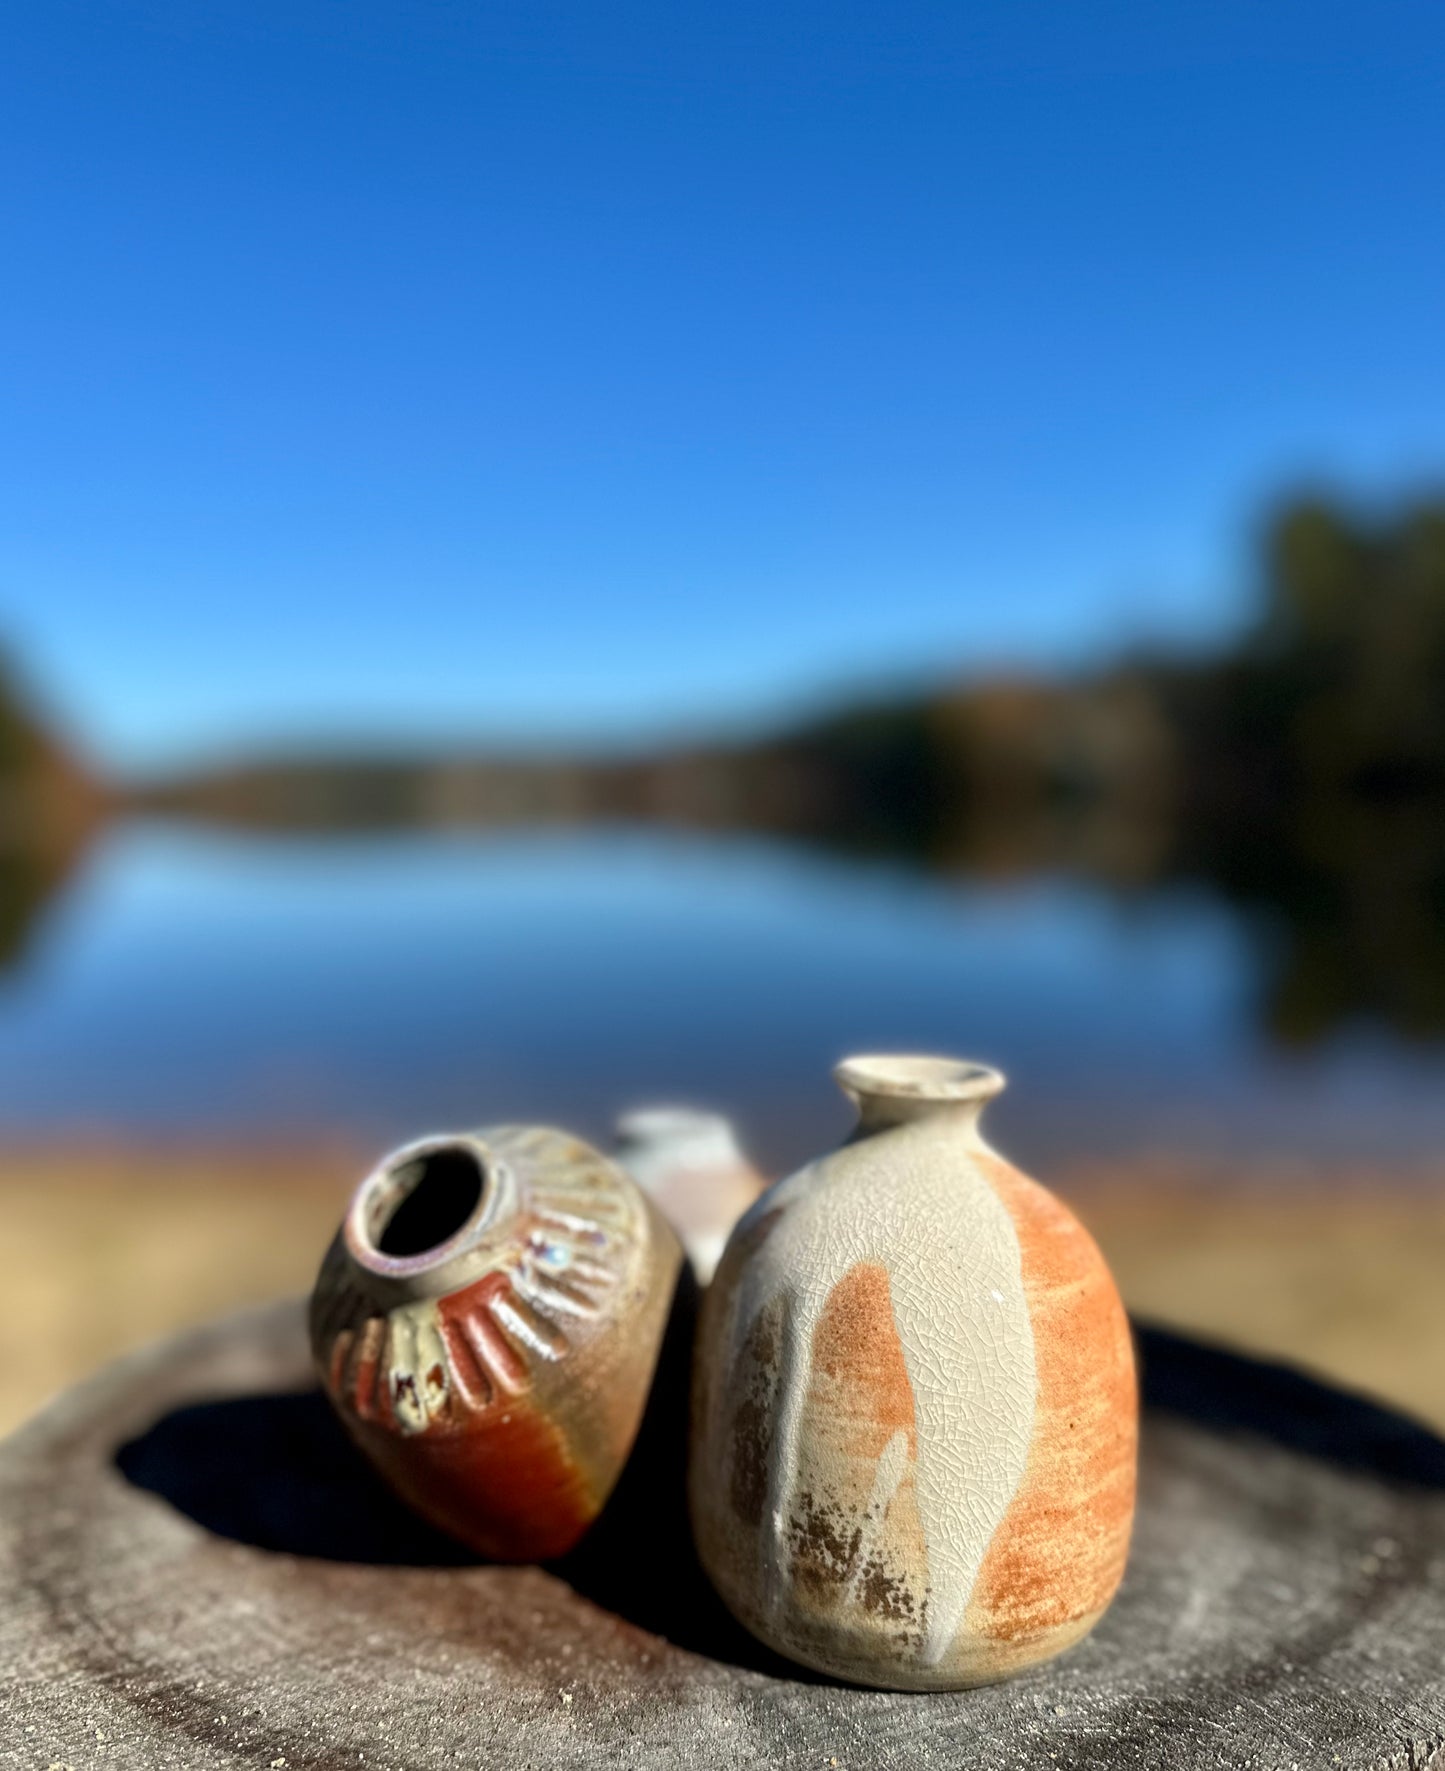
xmin=2 ymin=1143 xmax=1442 ymax=1438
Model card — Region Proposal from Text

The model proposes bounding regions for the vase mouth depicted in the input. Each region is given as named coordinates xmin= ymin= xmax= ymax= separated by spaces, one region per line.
xmin=344 ymin=1133 xmax=509 ymax=1291
xmin=834 ymin=1053 xmax=1007 ymax=1114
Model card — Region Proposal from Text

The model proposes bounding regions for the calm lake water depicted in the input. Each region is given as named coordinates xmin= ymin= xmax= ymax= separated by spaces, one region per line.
xmin=4 ymin=820 xmax=1445 ymax=1175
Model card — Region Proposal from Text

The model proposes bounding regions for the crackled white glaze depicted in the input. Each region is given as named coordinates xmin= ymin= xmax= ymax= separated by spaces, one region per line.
xmin=732 ymin=1112 xmax=1036 ymax=1664
xmin=690 ymin=1055 xmax=1137 ymax=1690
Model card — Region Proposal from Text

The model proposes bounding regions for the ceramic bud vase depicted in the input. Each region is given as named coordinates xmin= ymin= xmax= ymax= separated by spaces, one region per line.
xmin=310 ymin=1124 xmax=684 ymax=1561
xmin=690 ymin=1055 xmax=1137 ymax=1690
xmin=614 ymin=1106 xmax=767 ymax=1285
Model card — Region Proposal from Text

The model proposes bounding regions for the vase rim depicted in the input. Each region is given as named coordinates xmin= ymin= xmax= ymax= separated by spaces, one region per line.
xmin=833 ymin=1053 xmax=1007 ymax=1109
xmin=343 ymin=1131 xmax=509 ymax=1292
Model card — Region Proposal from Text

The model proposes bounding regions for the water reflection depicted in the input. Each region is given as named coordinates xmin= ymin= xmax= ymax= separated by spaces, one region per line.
xmin=105 ymin=493 xmax=1445 ymax=1055
xmin=7 ymin=490 xmax=1445 ymax=1151
xmin=0 ymin=843 xmax=80 ymax=973
xmin=3 ymin=820 xmax=1444 ymax=1169
xmin=9 ymin=778 xmax=1445 ymax=1069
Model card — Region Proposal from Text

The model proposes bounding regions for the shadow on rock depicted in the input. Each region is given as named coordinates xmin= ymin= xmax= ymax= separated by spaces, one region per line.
xmin=1135 ymin=1320 xmax=1445 ymax=1489
xmin=117 ymin=1301 xmax=1445 ymax=1673
xmin=116 ymin=1269 xmax=796 ymax=1674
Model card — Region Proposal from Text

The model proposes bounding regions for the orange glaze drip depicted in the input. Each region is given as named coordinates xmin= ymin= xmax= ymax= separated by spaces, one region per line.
xmin=809 ymin=1263 xmax=917 ymax=1455
xmin=966 ymin=1154 xmax=1136 ymax=1643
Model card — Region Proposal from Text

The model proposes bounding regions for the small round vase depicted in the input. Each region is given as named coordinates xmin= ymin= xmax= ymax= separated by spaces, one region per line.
xmin=310 ymin=1124 xmax=684 ymax=1561
xmin=689 ymin=1055 xmax=1137 ymax=1690
xmin=614 ymin=1106 xmax=767 ymax=1285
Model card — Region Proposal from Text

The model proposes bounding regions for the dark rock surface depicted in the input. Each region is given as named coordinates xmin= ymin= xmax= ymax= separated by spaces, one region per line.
xmin=3 ymin=1300 xmax=1445 ymax=1769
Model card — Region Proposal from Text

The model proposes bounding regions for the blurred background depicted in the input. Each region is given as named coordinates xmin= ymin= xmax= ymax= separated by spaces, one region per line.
xmin=5 ymin=0 xmax=1445 ymax=1432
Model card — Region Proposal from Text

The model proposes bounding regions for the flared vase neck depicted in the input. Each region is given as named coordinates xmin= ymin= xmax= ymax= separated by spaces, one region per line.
xmin=834 ymin=1053 xmax=1007 ymax=1137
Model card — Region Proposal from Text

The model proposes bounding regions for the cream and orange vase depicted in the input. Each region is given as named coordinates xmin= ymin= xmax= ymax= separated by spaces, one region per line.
xmin=689 ymin=1054 xmax=1137 ymax=1690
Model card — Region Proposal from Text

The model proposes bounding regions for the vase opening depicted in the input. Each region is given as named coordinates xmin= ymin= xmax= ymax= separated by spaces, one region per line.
xmin=371 ymin=1142 xmax=488 ymax=1259
xmin=834 ymin=1053 xmax=1006 ymax=1131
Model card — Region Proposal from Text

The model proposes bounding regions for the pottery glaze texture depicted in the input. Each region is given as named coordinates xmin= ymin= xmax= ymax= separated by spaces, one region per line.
xmin=690 ymin=1057 xmax=1137 ymax=1690
xmin=310 ymin=1125 xmax=683 ymax=1561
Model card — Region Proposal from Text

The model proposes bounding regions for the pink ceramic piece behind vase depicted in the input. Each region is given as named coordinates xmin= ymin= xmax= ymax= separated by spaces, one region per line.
xmin=614 ymin=1106 xmax=768 ymax=1284
xmin=690 ymin=1054 xmax=1138 ymax=1690
xmin=310 ymin=1124 xmax=683 ymax=1561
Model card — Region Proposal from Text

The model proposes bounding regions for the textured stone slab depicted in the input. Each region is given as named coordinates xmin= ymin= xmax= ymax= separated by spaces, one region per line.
xmin=3 ymin=1299 xmax=1445 ymax=1769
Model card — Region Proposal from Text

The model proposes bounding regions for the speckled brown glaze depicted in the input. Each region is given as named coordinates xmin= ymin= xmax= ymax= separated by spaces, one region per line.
xmin=690 ymin=1055 xmax=1137 ymax=1690
xmin=310 ymin=1124 xmax=683 ymax=1560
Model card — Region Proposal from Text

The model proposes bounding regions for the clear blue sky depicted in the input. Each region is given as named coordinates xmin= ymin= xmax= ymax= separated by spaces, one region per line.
xmin=5 ymin=1 xmax=1445 ymax=771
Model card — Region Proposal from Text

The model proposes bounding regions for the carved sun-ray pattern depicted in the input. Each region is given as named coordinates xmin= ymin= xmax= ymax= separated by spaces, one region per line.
xmin=315 ymin=1129 xmax=633 ymax=1435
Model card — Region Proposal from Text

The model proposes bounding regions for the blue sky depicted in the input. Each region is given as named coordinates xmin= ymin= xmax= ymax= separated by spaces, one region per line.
xmin=5 ymin=1 xmax=1445 ymax=771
